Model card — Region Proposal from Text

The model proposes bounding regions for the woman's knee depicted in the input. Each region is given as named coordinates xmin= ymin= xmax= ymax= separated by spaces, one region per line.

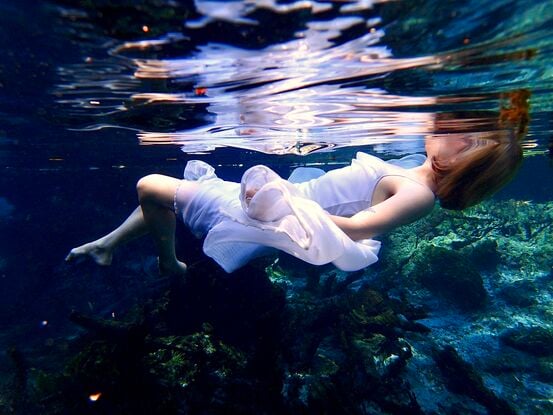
xmin=137 ymin=174 xmax=180 ymax=206
xmin=137 ymin=174 xmax=159 ymax=200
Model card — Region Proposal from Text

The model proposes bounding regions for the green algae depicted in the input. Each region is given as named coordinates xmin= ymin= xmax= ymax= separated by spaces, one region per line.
xmin=500 ymin=326 xmax=553 ymax=357
xmin=381 ymin=199 xmax=553 ymax=281
xmin=410 ymin=245 xmax=488 ymax=311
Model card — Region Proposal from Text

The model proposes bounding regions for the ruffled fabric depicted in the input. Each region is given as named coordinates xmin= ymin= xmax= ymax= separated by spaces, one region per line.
xmin=181 ymin=160 xmax=380 ymax=273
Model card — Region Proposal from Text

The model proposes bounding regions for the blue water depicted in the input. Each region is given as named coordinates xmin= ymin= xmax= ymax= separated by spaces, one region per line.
xmin=1 ymin=0 xmax=552 ymax=414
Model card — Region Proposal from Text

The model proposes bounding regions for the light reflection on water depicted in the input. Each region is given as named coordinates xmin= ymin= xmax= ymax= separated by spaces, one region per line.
xmin=52 ymin=0 xmax=552 ymax=156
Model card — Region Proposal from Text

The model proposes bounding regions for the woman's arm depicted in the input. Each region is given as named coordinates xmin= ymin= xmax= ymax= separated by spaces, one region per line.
xmin=329 ymin=187 xmax=435 ymax=240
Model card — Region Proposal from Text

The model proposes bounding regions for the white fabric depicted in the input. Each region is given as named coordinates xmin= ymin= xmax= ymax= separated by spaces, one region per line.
xmin=293 ymin=154 xmax=379 ymax=216
xmin=287 ymin=166 xmax=326 ymax=184
xmin=292 ymin=152 xmax=429 ymax=216
xmin=183 ymin=159 xmax=217 ymax=181
xmin=177 ymin=153 xmax=426 ymax=273
xmin=205 ymin=164 xmax=380 ymax=272
xmin=386 ymin=153 xmax=427 ymax=169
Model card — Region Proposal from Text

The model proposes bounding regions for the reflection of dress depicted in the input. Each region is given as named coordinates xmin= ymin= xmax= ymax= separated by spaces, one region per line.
xmin=174 ymin=152 xmax=427 ymax=273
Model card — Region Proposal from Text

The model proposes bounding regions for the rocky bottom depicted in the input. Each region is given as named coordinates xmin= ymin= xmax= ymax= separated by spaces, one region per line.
xmin=1 ymin=199 xmax=552 ymax=414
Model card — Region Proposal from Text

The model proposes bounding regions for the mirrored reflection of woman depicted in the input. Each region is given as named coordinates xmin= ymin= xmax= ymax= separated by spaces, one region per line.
xmin=66 ymin=90 xmax=530 ymax=275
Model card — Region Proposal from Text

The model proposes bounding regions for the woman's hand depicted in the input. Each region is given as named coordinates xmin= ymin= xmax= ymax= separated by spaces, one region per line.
xmin=244 ymin=187 xmax=258 ymax=206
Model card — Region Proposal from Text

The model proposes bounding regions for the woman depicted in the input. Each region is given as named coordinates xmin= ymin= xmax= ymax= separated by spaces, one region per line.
xmin=66 ymin=93 xmax=528 ymax=275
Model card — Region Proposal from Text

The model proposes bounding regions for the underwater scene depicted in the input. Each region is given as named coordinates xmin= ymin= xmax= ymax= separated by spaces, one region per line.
xmin=1 ymin=0 xmax=553 ymax=413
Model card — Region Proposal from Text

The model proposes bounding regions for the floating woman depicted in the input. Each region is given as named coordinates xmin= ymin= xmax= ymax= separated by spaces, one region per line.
xmin=66 ymin=91 xmax=529 ymax=275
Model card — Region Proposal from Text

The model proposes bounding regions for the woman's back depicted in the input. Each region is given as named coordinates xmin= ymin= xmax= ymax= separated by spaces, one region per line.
xmin=294 ymin=152 xmax=432 ymax=216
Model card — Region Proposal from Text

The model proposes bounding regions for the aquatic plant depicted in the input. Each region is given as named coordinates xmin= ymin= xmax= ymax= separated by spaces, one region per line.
xmin=410 ymin=245 xmax=488 ymax=311
xmin=381 ymin=198 xmax=553 ymax=280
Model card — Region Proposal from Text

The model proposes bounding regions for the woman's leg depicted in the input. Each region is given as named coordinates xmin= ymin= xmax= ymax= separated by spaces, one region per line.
xmin=136 ymin=174 xmax=197 ymax=276
xmin=65 ymin=206 xmax=148 ymax=265
xmin=66 ymin=174 xmax=198 ymax=275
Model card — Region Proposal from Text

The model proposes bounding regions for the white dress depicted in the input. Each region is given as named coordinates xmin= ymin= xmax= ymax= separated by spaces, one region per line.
xmin=174 ymin=152 xmax=427 ymax=273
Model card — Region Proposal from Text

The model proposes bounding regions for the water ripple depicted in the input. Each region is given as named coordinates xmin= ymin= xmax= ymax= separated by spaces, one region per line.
xmin=51 ymin=0 xmax=552 ymax=155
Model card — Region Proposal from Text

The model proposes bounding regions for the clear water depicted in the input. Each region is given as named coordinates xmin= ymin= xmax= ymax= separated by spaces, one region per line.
xmin=1 ymin=0 xmax=552 ymax=413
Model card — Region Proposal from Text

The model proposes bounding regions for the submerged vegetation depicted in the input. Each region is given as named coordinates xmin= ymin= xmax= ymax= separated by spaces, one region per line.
xmin=1 ymin=198 xmax=551 ymax=414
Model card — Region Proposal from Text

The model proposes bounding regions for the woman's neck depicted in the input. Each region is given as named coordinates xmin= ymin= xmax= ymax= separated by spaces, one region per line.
xmin=409 ymin=158 xmax=438 ymax=193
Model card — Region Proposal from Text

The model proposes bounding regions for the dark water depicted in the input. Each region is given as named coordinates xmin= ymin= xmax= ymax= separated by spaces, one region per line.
xmin=1 ymin=0 xmax=552 ymax=414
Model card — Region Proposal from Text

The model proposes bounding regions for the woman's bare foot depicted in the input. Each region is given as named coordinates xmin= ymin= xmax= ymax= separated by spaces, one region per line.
xmin=158 ymin=258 xmax=188 ymax=277
xmin=65 ymin=241 xmax=113 ymax=266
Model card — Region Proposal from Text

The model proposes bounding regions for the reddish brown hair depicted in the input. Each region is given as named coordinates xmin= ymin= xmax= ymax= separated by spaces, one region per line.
xmin=433 ymin=90 xmax=530 ymax=210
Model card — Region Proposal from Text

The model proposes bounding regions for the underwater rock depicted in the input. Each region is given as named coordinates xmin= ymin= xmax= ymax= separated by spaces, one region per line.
xmin=460 ymin=238 xmax=501 ymax=271
xmin=384 ymin=199 xmax=553 ymax=281
xmin=164 ymin=258 xmax=286 ymax=352
xmin=410 ymin=245 xmax=487 ymax=311
xmin=498 ymin=280 xmax=538 ymax=307
xmin=362 ymin=336 xmax=412 ymax=379
xmin=69 ymin=310 xmax=147 ymax=342
xmin=536 ymin=361 xmax=553 ymax=383
xmin=310 ymin=336 xmax=344 ymax=378
xmin=434 ymin=346 xmax=517 ymax=415
xmin=31 ymin=255 xmax=434 ymax=415
xmin=28 ymin=259 xmax=288 ymax=415
xmin=346 ymin=287 xmax=401 ymax=335
xmin=0 ymin=347 xmax=29 ymax=415
xmin=500 ymin=326 xmax=553 ymax=357
xmin=143 ymin=330 xmax=253 ymax=414
xmin=43 ymin=328 xmax=255 ymax=415
xmin=279 ymin=279 xmax=426 ymax=414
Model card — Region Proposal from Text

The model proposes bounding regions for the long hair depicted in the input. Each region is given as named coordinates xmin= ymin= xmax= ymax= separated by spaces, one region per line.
xmin=433 ymin=90 xmax=529 ymax=210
